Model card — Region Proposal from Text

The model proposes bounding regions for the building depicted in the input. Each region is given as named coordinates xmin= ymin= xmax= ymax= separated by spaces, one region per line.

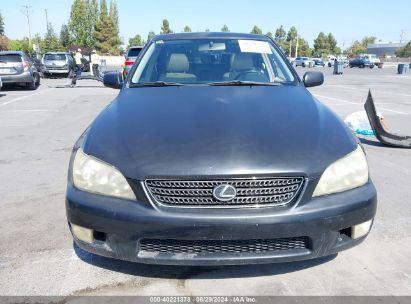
xmin=367 ymin=42 xmax=407 ymax=57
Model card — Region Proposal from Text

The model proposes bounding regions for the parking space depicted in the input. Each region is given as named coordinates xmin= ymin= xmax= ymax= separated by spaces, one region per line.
xmin=0 ymin=68 xmax=410 ymax=296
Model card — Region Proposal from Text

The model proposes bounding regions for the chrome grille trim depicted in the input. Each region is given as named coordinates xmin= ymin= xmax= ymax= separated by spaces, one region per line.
xmin=145 ymin=177 xmax=304 ymax=208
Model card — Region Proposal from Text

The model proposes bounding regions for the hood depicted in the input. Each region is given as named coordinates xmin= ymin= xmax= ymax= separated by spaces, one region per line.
xmin=83 ymin=85 xmax=357 ymax=180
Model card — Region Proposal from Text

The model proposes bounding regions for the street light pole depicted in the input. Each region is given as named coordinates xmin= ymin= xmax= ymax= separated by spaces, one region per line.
xmin=45 ymin=9 xmax=49 ymax=32
xmin=21 ymin=5 xmax=33 ymax=47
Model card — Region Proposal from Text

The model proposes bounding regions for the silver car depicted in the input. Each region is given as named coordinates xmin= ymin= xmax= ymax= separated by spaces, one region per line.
xmin=42 ymin=52 xmax=76 ymax=78
xmin=294 ymin=57 xmax=314 ymax=68
xmin=0 ymin=51 xmax=40 ymax=90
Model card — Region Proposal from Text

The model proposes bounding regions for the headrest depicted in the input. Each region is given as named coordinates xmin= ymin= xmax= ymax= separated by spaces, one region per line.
xmin=231 ymin=53 xmax=254 ymax=71
xmin=167 ymin=53 xmax=189 ymax=73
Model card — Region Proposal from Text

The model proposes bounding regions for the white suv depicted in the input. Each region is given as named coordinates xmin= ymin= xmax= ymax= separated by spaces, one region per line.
xmin=294 ymin=57 xmax=314 ymax=67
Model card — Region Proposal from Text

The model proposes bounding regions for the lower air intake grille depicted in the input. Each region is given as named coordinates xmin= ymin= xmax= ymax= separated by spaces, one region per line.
xmin=139 ymin=237 xmax=309 ymax=255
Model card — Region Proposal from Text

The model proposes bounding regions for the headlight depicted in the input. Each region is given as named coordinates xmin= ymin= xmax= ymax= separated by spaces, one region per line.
xmin=72 ymin=148 xmax=136 ymax=200
xmin=313 ymin=145 xmax=369 ymax=197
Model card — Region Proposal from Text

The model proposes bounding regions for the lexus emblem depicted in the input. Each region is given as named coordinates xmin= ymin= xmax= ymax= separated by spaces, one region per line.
xmin=213 ymin=184 xmax=237 ymax=202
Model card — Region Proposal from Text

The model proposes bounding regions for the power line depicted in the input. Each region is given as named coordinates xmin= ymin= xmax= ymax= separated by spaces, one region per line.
xmin=21 ymin=5 xmax=33 ymax=47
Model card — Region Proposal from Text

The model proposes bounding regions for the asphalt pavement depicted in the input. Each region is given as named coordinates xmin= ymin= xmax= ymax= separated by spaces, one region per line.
xmin=0 ymin=67 xmax=410 ymax=296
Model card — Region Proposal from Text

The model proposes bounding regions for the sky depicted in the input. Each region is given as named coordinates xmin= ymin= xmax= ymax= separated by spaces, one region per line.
xmin=1 ymin=0 xmax=411 ymax=48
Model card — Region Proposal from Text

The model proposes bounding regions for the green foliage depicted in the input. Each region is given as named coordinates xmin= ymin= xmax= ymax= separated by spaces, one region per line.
xmin=266 ymin=32 xmax=273 ymax=39
xmin=327 ymin=33 xmax=337 ymax=53
xmin=43 ymin=23 xmax=65 ymax=52
xmin=275 ymin=25 xmax=286 ymax=42
xmin=221 ymin=24 xmax=229 ymax=32
xmin=9 ymin=38 xmax=31 ymax=54
xmin=286 ymin=26 xmax=297 ymax=42
xmin=60 ymin=24 xmax=71 ymax=48
xmin=347 ymin=36 xmax=377 ymax=56
xmin=297 ymin=37 xmax=311 ymax=57
xmin=94 ymin=0 xmax=121 ymax=54
xmin=395 ymin=41 xmax=411 ymax=57
xmin=204 ymin=29 xmax=210 ymax=32
xmin=0 ymin=11 xmax=5 ymax=36
xmin=161 ymin=19 xmax=172 ymax=34
xmin=68 ymin=0 xmax=97 ymax=48
xmin=147 ymin=31 xmax=155 ymax=41
xmin=313 ymin=32 xmax=330 ymax=56
xmin=0 ymin=35 xmax=10 ymax=51
xmin=183 ymin=25 xmax=192 ymax=33
xmin=129 ymin=34 xmax=145 ymax=47
xmin=250 ymin=26 xmax=262 ymax=35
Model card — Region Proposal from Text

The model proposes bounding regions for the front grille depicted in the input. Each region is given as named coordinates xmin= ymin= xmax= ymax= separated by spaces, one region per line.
xmin=139 ymin=237 xmax=309 ymax=255
xmin=145 ymin=177 xmax=304 ymax=207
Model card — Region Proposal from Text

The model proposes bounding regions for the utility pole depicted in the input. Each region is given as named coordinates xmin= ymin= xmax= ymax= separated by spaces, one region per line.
xmin=295 ymin=34 xmax=299 ymax=58
xmin=21 ymin=5 xmax=33 ymax=47
xmin=399 ymin=29 xmax=406 ymax=43
xmin=45 ymin=9 xmax=49 ymax=32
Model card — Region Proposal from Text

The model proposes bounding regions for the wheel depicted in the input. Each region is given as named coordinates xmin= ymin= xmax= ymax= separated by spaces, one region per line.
xmin=328 ymin=62 xmax=332 ymax=67
xmin=350 ymin=65 xmax=353 ymax=68
xmin=360 ymin=65 xmax=365 ymax=68
xmin=26 ymin=74 xmax=39 ymax=90
xmin=370 ymin=65 xmax=374 ymax=69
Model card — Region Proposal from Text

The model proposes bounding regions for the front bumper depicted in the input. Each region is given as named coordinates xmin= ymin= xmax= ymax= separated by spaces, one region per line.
xmin=44 ymin=68 xmax=69 ymax=74
xmin=66 ymin=182 xmax=377 ymax=266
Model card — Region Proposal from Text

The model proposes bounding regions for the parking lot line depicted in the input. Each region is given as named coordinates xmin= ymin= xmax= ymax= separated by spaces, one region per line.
xmin=327 ymin=85 xmax=411 ymax=99
xmin=313 ymin=93 xmax=409 ymax=115
xmin=0 ymin=88 xmax=54 ymax=108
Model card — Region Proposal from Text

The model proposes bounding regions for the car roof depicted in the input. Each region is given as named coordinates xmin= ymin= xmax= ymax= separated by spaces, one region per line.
xmin=44 ymin=52 xmax=70 ymax=55
xmin=0 ymin=51 xmax=25 ymax=56
xmin=152 ymin=32 xmax=271 ymax=41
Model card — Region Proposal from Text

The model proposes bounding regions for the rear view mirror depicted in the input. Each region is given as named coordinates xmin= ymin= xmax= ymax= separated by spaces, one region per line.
xmin=303 ymin=71 xmax=324 ymax=88
xmin=103 ymin=71 xmax=123 ymax=89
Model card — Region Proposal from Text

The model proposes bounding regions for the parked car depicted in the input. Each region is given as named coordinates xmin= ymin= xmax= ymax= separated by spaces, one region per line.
xmin=123 ymin=46 xmax=143 ymax=78
xmin=42 ymin=52 xmax=76 ymax=78
xmin=361 ymin=54 xmax=381 ymax=66
xmin=66 ymin=32 xmax=376 ymax=266
xmin=0 ymin=51 xmax=40 ymax=90
xmin=313 ymin=58 xmax=325 ymax=67
xmin=349 ymin=58 xmax=375 ymax=69
xmin=31 ymin=57 xmax=46 ymax=78
xmin=294 ymin=56 xmax=314 ymax=67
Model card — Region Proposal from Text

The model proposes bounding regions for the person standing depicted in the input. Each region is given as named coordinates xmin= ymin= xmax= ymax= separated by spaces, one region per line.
xmin=90 ymin=50 xmax=100 ymax=77
xmin=75 ymin=48 xmax=82 ymax=77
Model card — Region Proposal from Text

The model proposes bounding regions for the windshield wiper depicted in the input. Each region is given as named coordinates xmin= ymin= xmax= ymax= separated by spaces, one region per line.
xmin=130 ymin=81 xmax=184 ymax=88
xmin=208 ymin=80 xmax=282 ymax=86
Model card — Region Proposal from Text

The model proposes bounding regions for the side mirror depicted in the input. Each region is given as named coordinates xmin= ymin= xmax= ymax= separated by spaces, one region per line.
xmin=303 ymin=71 xmax=324 ymax=88
xmin=103 ymin=71 xmax=123 ymax=89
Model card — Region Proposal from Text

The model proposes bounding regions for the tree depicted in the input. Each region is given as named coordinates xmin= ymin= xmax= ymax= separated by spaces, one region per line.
xmin=275 ymin=25 xmax=286 ymax=42
xmin=0 ymin=35 xmax=10 ymax=51
xmin=9 ymin=38 xmax=31 ymax=54
xmin=313 ymin=32 xmax=331 ymax=56
xmin=327 ymin=33 xmax=337 ymax=53
xmin=0 ymin=11 xmax=5 ymax=36
xmin=297 ymin=37 xmax=311 ymax=57
xmin=266 ymin=32 xmax=273 ymax=39
xmin=286 ymin=26 xmax=297 ymax=42
xmin=395 ymin=41 xmax=411 ymax=57
xmin=221 ymin=24 xmax=229 ymax=32
xmin=94 ymin=0 xmax=121 ymax=54
xmin=68 ymin=0 xmax=96 ymax=48
xmin=183 ymin=25 xmax=192 ymax=33
xmin=161 ymin=19 xmax=172 ymax=34
xmin=347 ymin=36 xmax=377 ymax=56
xmin=60 ymin=24 xmax=71 ymax=48
xmin=108 ymin=0 xmax=121 ymax=52
xmin=250 ymin=25 xmax=262 ymax=35
xmin=129 ymin=34 xmax=145 ymax=46
xmin=43 ymin=23 xmax=64 ymax=52
xmin=361 ymin=36 xmax=377 ymax=47
xmin=204 ymin=29 xmax=210 ymax=32
xmin=147 ymin=31 xmax=155 ymax=41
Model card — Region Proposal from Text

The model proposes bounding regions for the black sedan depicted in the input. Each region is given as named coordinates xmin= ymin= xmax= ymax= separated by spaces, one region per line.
xmin=66 ymin=32 xmax=377 ymax=266
xmin=349 ymin=58 xmax=375 ymax=69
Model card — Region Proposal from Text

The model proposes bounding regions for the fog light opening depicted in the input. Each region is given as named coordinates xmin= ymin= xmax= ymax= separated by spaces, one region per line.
xmin=70 ymin=223 xmax=94 ymax=244
xmin=93 ymin=230 xmax=107 ymax=242
xmin=351 ymin=219 xmax=373 ymax=240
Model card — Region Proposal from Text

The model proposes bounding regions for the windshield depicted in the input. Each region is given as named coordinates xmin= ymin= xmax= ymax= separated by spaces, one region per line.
xmin=44 ymin=54 xmax=67 ymax=61
xmin=131 ymin=38 xmax=295 ymax=85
